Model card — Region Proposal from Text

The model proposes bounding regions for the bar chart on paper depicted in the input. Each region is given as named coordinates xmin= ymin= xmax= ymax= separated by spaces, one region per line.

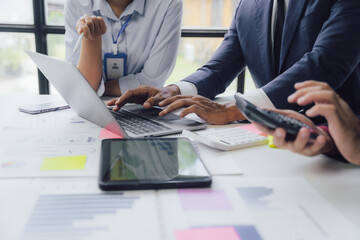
xmin=0 ymin=179 xmax=161 ymax=240
xmin=21 ymin=193 xmax=140 ymax=240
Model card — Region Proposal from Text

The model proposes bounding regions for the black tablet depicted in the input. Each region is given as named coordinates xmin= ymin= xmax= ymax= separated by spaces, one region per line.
xmin=99 ymin=138 xmax=212 ymax=191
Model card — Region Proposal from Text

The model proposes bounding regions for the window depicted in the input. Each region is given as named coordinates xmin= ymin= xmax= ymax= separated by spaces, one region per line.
xmin=0 ymin=0 xmax=34 ymax=24
xmin=0 ymin=0 xmax=254 ymax=95
xmin=0 ymin=33 xmax=37 ymax=94
xmin=45 ymin=0 xmax=66 ymax=26
xmin=183 ymin=0 xmax=240 ymax=28
xmin=0 ymin=0 xmax=36 ymax=94
xmin=168 ymin=38 xmax=240 ymax=94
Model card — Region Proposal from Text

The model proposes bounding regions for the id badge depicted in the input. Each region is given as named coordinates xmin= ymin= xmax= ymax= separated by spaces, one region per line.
xmin=104 ymin=52 xmax=127 ymax=80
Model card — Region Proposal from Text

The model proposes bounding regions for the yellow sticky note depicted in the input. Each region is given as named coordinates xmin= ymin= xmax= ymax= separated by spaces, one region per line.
xmin=268 ymin=135 xmax=277 ymax=148
xmin=40 ymin=155 xmax=87 ymax=171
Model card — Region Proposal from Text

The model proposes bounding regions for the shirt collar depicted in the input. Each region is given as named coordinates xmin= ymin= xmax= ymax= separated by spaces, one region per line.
xmin=93 ymin=0 xmax=145 ymax=21
xmin=130 ymin=0 xmax=145 ymax=15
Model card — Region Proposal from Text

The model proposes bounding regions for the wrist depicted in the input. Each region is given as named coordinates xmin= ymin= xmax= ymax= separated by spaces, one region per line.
xmin=83 ymin=36 xmax=102 ymax=44
xmin=225 ymin=102 xmax=246 ymax=122
xmin=80 ymin=37 xmax=102 ymax=58
xmin=316 ymin=126 xmax=336 ymax=155
xmin=104 ymin=80 xmax=121 ymax=97
xmin=167 ymin=85 xmax=181 ymax=96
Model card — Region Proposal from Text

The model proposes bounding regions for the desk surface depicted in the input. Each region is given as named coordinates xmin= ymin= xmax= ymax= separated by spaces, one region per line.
xmin=1 ymin=94 xmax=360 ymax=239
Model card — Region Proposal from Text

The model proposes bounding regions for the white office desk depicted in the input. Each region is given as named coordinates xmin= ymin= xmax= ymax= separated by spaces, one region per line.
xmin=1 ymin=94 xmax=360 ymax=240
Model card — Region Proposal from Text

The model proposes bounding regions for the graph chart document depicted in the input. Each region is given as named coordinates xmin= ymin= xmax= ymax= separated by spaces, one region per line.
xmin=0 ymin=127 xmax=101 ymax=178
xmin=0 ymin=179 xmax=161 ymax=240
xmin=159 ymin=176 xmax=360 ymax=240
xmin=0 ymin=177 xmax=359 ymax=240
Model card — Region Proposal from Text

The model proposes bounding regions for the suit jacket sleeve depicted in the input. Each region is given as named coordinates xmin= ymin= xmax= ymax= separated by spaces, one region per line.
xmin=263 ymin=0 xmax=360 ymax=110
xmin=181 ymin=7 xmax=246 ymax=99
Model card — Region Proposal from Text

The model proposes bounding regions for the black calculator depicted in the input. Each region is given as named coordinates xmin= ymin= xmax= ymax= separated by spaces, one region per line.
xmin=234 ymin=93 xmax=318 ymax=140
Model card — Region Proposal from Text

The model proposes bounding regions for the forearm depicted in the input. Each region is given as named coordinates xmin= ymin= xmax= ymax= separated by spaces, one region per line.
xmin=77 ymin=38 xmax=103 ymax=91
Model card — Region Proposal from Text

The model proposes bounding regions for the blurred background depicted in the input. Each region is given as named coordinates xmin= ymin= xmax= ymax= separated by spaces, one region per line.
xmin=0 ymin=0 xmax=255 ymax=95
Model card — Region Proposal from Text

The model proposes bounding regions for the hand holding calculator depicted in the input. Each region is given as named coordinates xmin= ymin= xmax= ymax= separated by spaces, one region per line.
xmin=234 ymin=93 xmax=318 ymax=140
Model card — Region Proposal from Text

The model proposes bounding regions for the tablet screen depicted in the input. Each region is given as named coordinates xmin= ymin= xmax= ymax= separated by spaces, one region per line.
xmin=99 ymin=138 xmax=211 ymax=190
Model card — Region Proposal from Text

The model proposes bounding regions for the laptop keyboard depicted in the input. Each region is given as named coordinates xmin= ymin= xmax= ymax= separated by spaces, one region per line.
xmin=111 ymin=110 xmax=171 ymax=135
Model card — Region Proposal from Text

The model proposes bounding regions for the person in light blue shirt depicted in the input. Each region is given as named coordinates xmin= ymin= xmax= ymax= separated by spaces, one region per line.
xmin=64 ymin=0 xmax=182 ymax=96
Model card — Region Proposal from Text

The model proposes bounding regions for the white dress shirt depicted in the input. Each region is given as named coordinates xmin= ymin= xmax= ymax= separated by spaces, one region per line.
xmin=65 ymin=0 xmax=182 ymax=96
xmin=175 ymin=0 xmax=289 ymax=109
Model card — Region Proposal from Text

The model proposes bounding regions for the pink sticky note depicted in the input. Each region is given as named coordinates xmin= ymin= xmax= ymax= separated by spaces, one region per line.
xmin=99 ymin=128 xmax=123 ymax=139
xmin=237 ymin=124 xmax=266 ymax=136
xmin=175 ymin=227 xmax=241 ymax=240
xmin=177 ymin=189 xmax=232 ymax=211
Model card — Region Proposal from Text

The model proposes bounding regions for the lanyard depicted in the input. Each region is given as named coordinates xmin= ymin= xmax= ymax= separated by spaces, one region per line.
xmin=111 ymin=14 xmax=133 ymax=54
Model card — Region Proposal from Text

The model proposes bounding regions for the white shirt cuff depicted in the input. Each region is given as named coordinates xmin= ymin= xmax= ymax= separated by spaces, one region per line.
xmin=173 ymin=81 xmax=198 ymax=96
xmin=241 ymin=88 xmax=276 ymax=109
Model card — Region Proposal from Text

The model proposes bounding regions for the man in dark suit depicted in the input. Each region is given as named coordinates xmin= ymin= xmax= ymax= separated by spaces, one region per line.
xmin=108 ymin=0 xmax=360 ymax=125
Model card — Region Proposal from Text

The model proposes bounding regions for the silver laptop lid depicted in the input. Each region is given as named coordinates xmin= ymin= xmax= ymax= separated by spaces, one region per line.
xmin=26 ymin=51 xmax=127 ymax=138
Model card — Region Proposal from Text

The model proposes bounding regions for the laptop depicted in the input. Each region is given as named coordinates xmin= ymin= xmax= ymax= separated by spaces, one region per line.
xmin=26 ymin=51 xmax=206 ymax=138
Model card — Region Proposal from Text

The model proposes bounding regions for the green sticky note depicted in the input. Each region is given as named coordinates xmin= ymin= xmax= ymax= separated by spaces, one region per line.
xmin=40 ymin=155 xmax=87 ymax=171
xmin=268 ymin=135 xmax=277 ymax=148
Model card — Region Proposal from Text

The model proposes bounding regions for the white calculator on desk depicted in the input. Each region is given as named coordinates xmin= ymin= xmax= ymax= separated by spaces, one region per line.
xmin=183 ymin=127 xmax=268 ymax=151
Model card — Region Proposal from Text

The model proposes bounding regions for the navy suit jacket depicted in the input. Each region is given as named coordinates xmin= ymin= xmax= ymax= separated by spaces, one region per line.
xmin=182 ymin=0 xmax=360 ymax=114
